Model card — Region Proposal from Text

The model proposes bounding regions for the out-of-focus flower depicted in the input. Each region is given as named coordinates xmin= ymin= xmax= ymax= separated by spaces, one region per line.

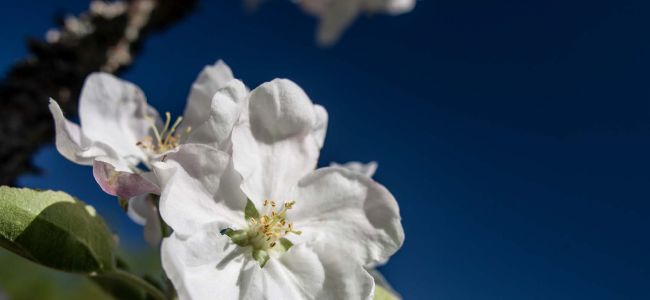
xmin=245 ymin=0 xmax=415 ymax=46
xmin=48 ymin=60 xmax=236 ymax=244
xmin=154 ymin=79 xmax=404 ymax=299
xmin=297 ymin=0 xmax=416 ymax=45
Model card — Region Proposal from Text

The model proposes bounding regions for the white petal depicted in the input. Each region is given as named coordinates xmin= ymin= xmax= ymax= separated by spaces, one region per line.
xmin=78 ymin=73 xmax=152 ymax=162
xmin=164 ymin=225 xmax=374 ymax=299
xmin=126 ymin=195 xmax=148 ymax=226
xmin=317 ymin=0 xmax=362 ymax=46
xmin=153 ymin=143 xmax=246 ymax=236
xmin=384 ymin=0 xmax=416 ymax=14
xmin=298 ymin=0 xmax=331 ymax=15
xmin=92 ymin=157 xmax=159 ymax=198
xmin=232 ymin=79 xmax=321 ymax=205
xmin=182 ymin=60 xmax=235 ymax=132
xmin=242 ymin=245 xmax=326 ymax=300
xmin=290 ymin=167 xmax=404 ymax=266
xmin=312 ymin=104 xmax=328 ymax=149
xmin=48 ymin=99 xmax=114 ymax=165
xmin=309 ymin=245 xmax=375 ymax=300
xmin=362 ymin=0 xmax=415 ymax=14
xmin=162 ymin=228 xmax=253 ymax=300
xmin=330 ymin=161 xmax=378 ymax=177
xmin=126 ymin=194 xmax=162 ymax=246
xmin=186 ymin=79 xmax=248 ymax=151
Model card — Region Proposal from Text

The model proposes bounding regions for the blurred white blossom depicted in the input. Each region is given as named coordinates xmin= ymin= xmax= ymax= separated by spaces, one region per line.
xmin=246 ymin=0 xmax=414 ymax=45
xmin=299 ymin=0 xmax=416 ymax=45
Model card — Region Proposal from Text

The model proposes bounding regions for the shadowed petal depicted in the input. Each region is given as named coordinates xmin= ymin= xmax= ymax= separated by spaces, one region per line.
xmin=49 ymin=99 xmax=113 ymax=165
xmin=78 ymin=73 xmax=154 ymax=162
xmin=154 ymin=144 xmax=246 ymax=236
xmin=127 ymin=194 xmax=163 ymax=246
xmin=182 ymin=60 xmax=235 ymax=132
xmin=93 ymin=157 xmax=159 ymax=198
xmin=290 ymin=167 xmax=404 ymax=266
xmin=330 ymin=161 xmax=378 ymax=177
xmin=187 ymin=79 xmax=248 ymax=151
xmin=232 ymin=79 xmax=322 ymax=205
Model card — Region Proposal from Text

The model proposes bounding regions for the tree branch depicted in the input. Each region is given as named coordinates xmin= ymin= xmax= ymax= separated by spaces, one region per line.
xmin=0 ymin=0 xmax=197 ymax=185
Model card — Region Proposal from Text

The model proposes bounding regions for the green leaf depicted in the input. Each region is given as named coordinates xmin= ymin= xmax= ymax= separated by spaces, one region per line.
xmin=374 ymin=285 xmax=400 ymax=300
xmin=0 ymin=186 xmax=116 ymax=274
xmin=244 ymin=198 xmax=259 ymax=220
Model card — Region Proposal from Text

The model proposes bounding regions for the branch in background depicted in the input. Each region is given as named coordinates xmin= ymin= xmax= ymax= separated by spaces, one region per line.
xmin=0 ymin=0 xmax=197 ymax=185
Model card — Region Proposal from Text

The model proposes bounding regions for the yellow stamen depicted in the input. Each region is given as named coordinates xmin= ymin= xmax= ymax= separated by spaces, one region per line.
xmin=137 ymin=112 xmax=189 ymax=154
xmin=245 ymin=200 xmax=301 ymax=251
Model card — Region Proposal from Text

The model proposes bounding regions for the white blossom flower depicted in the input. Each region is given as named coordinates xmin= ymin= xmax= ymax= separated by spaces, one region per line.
xmin=331 ymin=161 xmax=378 ymax=177
xmin=154 ymin=79 xmax=403 ymax=299
xmin=48 ymin=60 xmax=237 ymax=244
xmin=331 ymin=161 xmax=402 ymax=298
xmin=297 ymin=0 xmax=416 ymax=45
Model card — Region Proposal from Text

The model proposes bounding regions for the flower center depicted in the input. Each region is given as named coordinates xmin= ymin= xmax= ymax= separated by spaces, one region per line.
xmin=136 ymin=112 xmax=189 ymax=154
xmin=222 ymin=199 xmax=301 ymax=267
xmin=247 ymin=200 xmax=301 ymax=250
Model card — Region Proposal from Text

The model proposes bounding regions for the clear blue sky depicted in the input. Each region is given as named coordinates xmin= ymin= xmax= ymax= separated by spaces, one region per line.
xmin=3 ymin=0 xmax=650 ymax=299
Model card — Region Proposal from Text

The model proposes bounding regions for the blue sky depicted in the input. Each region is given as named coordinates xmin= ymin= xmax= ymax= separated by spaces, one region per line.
xmin=3 ymin=0 xmax=650 ymax=299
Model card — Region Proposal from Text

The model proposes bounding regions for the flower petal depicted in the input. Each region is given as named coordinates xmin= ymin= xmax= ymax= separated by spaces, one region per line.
xmin=249 ymin=243 xmax=375 ymax=300
xmin=161 ymin=228 xmax=252 ymax=300
xmin=164 ymin=225 xmax=372 ymax=300
xmin=309 ymin=245 xmax=376 ymax=300
xmin=330 ymin=161 xmax=378 ymax=177
xmin=232 ymin=79 xmax=322 ymax=205
xmin=126 ymin=194 xmax=162 ymax=246
xmin=182 ymin=60 xmax=235 ymax=132
xmin=384 ymin=0 xmax=416 ymax=15
xmin=92 ymin=157 xmax=159 ymax=198
xmin=48 ymin=99 xmax=113 ymax=165
xmin=154 ymin=144 xmax=246 ymax=236
xmin=78 ymin=73 xmax=153 ymax=163
xmin=228 ymin=244 xmax=324 ymax=299
xmin=186 ymin=79 xmax=248 ymax=151
xmin=290 ymin=167 xmax=404 ymax=266
xmin=316 ymin=0 xmax=362 ymax=46
xmin=312 ymin=104 xmax=328 ymax=149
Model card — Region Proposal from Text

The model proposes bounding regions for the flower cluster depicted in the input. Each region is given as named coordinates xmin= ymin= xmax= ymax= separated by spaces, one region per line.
xmin=50 ymin=61 xmax=404 ymax=299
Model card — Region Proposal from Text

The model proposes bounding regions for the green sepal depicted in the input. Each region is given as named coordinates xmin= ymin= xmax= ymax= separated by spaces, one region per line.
xmin=274 ymin=238 xmax=293 ymax=253
xmin=117 ymin=197 xmax=129 ymax=212
xmin=222 ymin=228 xmax=249 ymax=247
xmin=244 ymin=198 xmax=259 ymax=220
xmin=252 ymin=249 xmax=270 ymax=268
xmin=374 ymin=285 xmax=400 ymax=300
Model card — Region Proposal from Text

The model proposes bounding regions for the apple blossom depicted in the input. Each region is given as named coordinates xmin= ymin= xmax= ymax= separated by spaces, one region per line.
xmin=48 ymin=60 xmax=237 ymax=244
xmin=297 ymin=0 xmax=416 ymax=45
xmin=154 ymin=79 xmax=403 ymax=299
xmin=331 ymin=161 xmax=378 ymax=177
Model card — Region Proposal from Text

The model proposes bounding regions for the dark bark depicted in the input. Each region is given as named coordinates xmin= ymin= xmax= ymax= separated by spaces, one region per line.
xmin=0 ymin=0 xmax=197 ymax=185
